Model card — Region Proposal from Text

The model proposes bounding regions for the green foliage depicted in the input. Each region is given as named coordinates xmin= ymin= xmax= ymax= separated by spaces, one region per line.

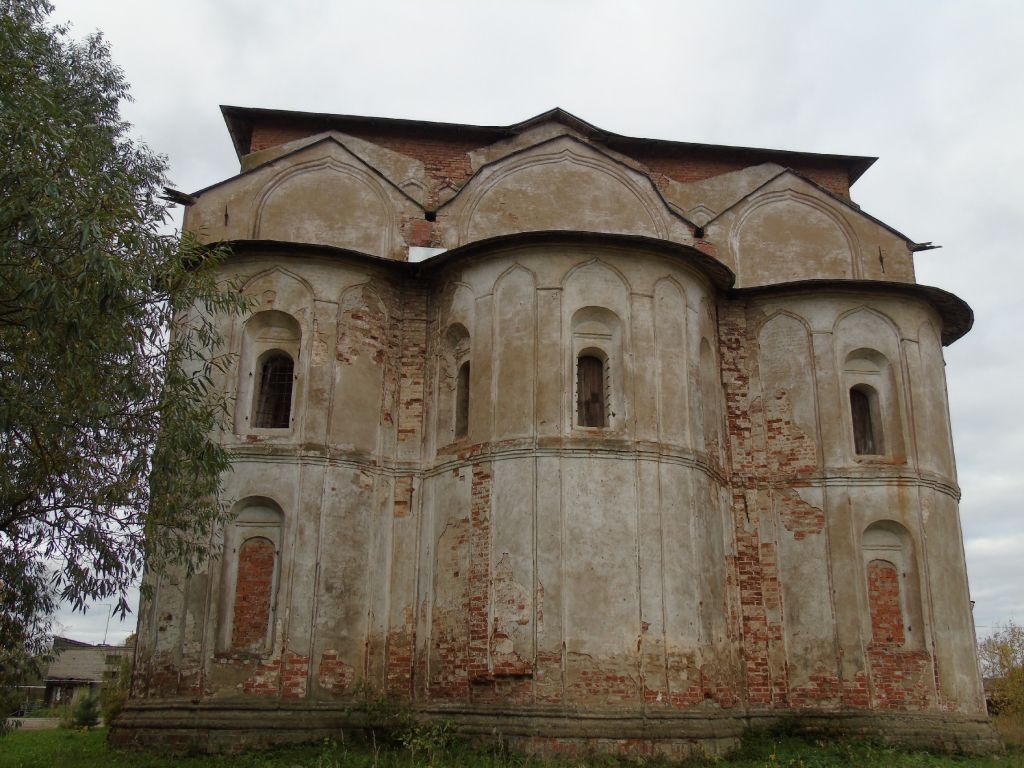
xmin=0 ymin=727 xmax=1020 ymax=768
xmin=0 ymin=0 xmax=247 ymax=719
xmin=70 ymin=696 xmax=99 ymax=729
xmin=0 ymin=685 xmax=24 ymax=735
xmin=978 ymin=620 xmax=1024 ymax=716
xmin=398 ymin=720 xmax=456 ymax=766
xmin=99 ymin=656 xmax=132 ymax=724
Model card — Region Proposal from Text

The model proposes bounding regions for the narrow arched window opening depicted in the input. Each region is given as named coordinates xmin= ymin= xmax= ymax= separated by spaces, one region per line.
xmin=455 ymin=361 xmax=470 ymax=439
xmin=254 ymin=352 xmax=294 ymax=428
xmin=577 ymin=354 xmax=606 ymax=428
xmin=850 ymin=385 xmax=881 ymax=455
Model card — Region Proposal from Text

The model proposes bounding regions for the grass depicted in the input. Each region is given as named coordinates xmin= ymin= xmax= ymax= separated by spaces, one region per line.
xmin=1 ymin=726 xmax=1023 ymax=768
xmin=995 ymin=714 xmax=1024 ymax=748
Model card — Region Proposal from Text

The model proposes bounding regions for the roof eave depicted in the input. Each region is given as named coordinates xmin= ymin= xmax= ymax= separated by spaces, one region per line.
xmin=218 ymin=105 xmax=878 ymax=185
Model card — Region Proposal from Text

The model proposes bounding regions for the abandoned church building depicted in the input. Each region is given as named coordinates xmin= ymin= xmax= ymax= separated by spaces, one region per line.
xmin=113 ymin=107 xmax=997 ymax=755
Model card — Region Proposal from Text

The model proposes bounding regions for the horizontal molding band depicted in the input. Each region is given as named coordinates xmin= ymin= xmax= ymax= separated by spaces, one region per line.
xmin=226 ymin=443 xmax=959 ymax=500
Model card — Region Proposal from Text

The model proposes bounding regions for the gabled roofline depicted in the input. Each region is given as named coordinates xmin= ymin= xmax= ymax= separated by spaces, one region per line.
xmin=220 ymin=105 xmax=877 ymax=185
xmin=221 ymin=105 xmax=512 ymax=158
xmin=186 ymin=134 xmax=424 ymax=209
xmin=506 ymin=107 xmax=605 ymax=138
xmin=703 ymin=167 xmax=928 ymax=248
xmin=435 ymin=132 xmax=697 ymax=229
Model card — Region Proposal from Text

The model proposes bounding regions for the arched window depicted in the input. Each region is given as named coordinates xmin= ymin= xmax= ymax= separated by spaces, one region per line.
xmin=253 ymin=351 xmax=294 ymax=428
xmin=843 ymin=348 xmax=900 ymax=460
xmin=850 ymin=384 xmax=882 ymax=455
xmin=455 ymin=361 xmax=470 ymax=439
xmin=577 ymin=353 xmax=606 ymax=427
xmin=237 ymin=310 xmax=301 ymax=434
xmin=570 ymin=307 xmax=621 ymax=430
xmin=440 ymin=323 xmax=471 ymax=445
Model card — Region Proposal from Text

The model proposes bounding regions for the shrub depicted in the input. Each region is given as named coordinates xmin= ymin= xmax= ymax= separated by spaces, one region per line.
xmin=0 ymin=687 xmax=24 ymax=735
xmin=99 ymin=656 xmax=132 ymax=724
xmin=71 ymin=695 xmax=99 ymax=728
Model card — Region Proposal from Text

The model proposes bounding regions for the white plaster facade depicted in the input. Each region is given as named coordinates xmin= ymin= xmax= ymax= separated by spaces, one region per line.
xmin=115 ymin=108 xmax=995 ymax=756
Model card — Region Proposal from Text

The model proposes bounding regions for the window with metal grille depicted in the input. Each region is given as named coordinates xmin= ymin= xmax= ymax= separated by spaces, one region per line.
xmin=455 ymin=361 xmax=470 ymax=438
xmin=253 ymin=352 xmax=294 ymax=428
xmin=577 ymin=354 xmax=606 ymax=428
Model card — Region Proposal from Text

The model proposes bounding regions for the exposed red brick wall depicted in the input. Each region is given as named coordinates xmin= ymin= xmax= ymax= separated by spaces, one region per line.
xmin=867 ymin=647 xmax=932 ymax=710
xmin=249 ymin=122 xmax=311 ymax=152
xmin=428 ymin=513 xmax=471 ymax=701
xmin=385 ymin=630 xmax=415 ymax=696
xmin=566 ymin=658 xmax=640 ymax=705
xmin=620 ymin=144 xmax=852 ymax=197
xmin=245 ymin=117 xmax=854 ymax=214
xmin=242 ymin=649 xmax=309 ymax=698
xmin=865 ymin=562 xmax=934 ymax=709
xmin=720 ymin=304 xmax=788 ymax=706
xmin=336 ymin=285 xmax=388 ymax=366
xmin=764 ymin=390 xmax=819 ymax=477
xmin=842 ymin=671 xmax=871 ymax=708
xmin=280 ymin=650 xmax=310 ymax=699
xmin=354 ymin=134 xmax=477 ymax=209
xmin=788 ymin=674 xmax=841 ymax=707
xmin=396 ymin=286 xmax=427 ymax=447
xmin=868 ymin=560 xmax=905 ymax=646
xmin=468 ymin=462 xmax=493 ymax=683
xmin=242 ymin=655 xmax=279 ymax=696
xmin=231 ymin=537 xmax=274 ymax=652
xmin=776 ymin=488 xmax=825 ymax=541
xmin=318 ymin=651 xmax=355 ymax=694
xmin=249 ymin=121 xmax=481 ymax=209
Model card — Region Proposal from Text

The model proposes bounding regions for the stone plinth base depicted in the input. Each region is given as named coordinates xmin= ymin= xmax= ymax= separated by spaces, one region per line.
xmin=108 ymin=700 xmax=1001 ymax=757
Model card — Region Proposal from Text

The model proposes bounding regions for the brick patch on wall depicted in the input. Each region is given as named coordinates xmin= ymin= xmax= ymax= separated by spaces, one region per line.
xmin=231 ymin=537 xmax=275 ymax=652
xmin=764 ymin=389 xmax=818 ymax=477
xmin=318 ymin=650 xmax=355 ymax=694
xmin=776 ymin=488 xmax=825 ymax=541
xmin=868 ymin=560 xmax=905 ymax=646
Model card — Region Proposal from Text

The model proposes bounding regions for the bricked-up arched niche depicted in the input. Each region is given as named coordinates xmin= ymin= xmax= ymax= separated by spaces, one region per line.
xmin=570 ymin=307 xmax=621 ymax=430
xmin=218 ymin=500 xmax=284 ymax=655
xmin=862 ymin=521 xmax=924 ymax=650
xmin=843 ymin=347 xmax=904 ymax=460
xmin=438 ymin=323 xmax=471 ymax=445
xmin=236 ymin=311 xmax=302 ymax=433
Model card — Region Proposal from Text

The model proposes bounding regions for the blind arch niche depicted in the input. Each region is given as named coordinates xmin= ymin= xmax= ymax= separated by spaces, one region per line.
xmin=218 ymin=500 xmax=285 ymax=655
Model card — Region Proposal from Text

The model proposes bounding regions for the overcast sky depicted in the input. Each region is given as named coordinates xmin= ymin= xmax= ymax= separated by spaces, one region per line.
xmin=47 ymin=0 xmax=1023 ymax=646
